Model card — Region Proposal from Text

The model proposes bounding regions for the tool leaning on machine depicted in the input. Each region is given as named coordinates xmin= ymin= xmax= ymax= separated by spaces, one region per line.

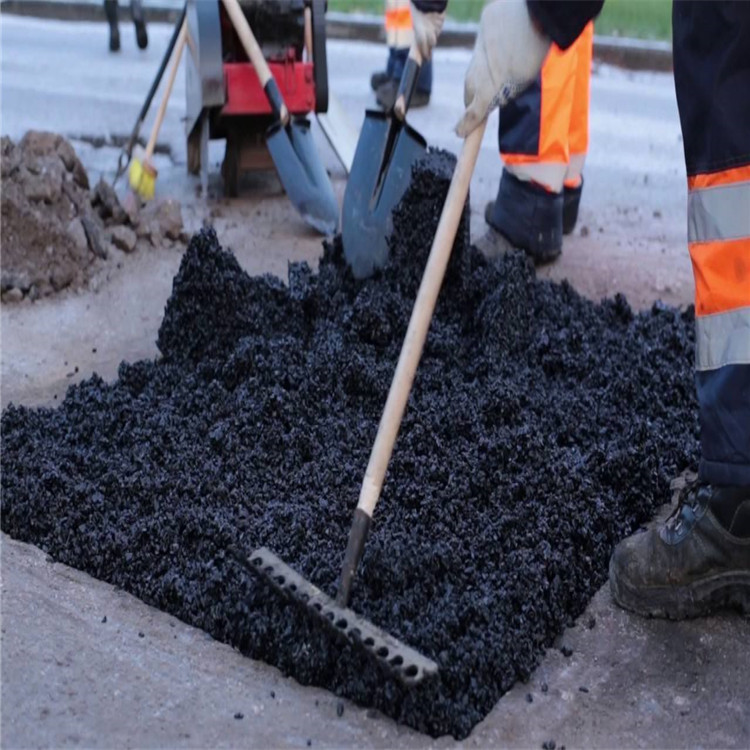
xmin=341 ymin=41 xmax=427 ymax=279
xmin=129 ymin=17 xmax=188 ymax=201
xmin=114 ymin=3 xmax=187 ymax=186
xmin=185 ymin=0 xmax=338 ymax=235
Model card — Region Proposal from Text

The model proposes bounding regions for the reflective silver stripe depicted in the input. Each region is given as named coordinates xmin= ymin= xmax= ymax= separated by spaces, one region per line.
xmin=385 ymin=26 xmax=413 ymax=48
xmin=564 ymin=152 xmax=587 ymax=186
xmin=385 ymin=0 xmax=413 ymax=48
xmin=695 ymin=305 xmax=750 ymax=371
xmin=688 ymin=180 xmax=750 ymax=244
xmin=505 ymin=162 xmax=567 ymax=194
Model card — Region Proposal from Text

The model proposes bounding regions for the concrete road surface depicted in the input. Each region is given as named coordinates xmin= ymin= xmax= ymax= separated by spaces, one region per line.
xmin=2 ymin=15 xmax=748 ymax=750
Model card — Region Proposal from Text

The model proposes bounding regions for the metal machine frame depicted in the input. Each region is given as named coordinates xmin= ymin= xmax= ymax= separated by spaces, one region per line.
xmin=184 ymin=0 xmax=329 ymax=197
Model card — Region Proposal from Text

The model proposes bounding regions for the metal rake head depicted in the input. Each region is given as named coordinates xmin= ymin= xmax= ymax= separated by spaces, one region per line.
xmin=248 ymin=546 xmax=438 ymax=686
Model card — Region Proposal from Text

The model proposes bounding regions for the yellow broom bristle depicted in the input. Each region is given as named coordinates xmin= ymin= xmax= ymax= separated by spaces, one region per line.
xmin=129 ymin=158 xmax=158 ymax=200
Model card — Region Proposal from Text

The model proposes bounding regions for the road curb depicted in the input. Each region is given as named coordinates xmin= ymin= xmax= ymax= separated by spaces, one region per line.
xmin=1 ymin=1 xmax=673 ymax=72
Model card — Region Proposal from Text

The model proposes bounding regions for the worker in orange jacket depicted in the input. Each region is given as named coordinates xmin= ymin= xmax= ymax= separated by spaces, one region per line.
xmin=370 ymin=0 xmax=434 ymax=110
xmin=412 ymin=0 xmax=750 ymax=620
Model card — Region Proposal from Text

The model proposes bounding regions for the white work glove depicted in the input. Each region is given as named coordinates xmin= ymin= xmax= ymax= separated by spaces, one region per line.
xmin=455 ymin=0 xmax=551 ymax=137
xmin=410 ymin=1 xmax=446 ymax=60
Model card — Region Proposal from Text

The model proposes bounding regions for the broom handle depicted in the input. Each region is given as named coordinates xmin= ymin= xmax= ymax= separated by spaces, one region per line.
xmin=336 ymin=121 xmax=487 ymax=606
xmin=115 ymin=3 xmax=186 ymax=182
xmin=221 ymin=0 xmax=290 ymax=126
xmin=145 ymin=19 xmax=187 ymax=161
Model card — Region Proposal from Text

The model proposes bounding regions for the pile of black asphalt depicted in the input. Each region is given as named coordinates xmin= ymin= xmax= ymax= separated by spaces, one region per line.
xmin=1 ymin=151 xmax=699 ymax=738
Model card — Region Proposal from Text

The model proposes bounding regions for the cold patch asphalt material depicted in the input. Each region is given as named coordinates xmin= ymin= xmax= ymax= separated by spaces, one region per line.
xmin=1 ymin=153 xmax=699 ymax=738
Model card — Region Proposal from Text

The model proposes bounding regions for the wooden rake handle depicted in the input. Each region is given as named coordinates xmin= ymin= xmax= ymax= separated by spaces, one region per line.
xmin=221 ymin=0 xmax=290 ymax=126
xmin=145 ymin=18 xmax=187 ymax=162
xmin=336 ymin=120 xmax=488 ymax=606
xmin=358 ymin=121 xmax=486 ymax=516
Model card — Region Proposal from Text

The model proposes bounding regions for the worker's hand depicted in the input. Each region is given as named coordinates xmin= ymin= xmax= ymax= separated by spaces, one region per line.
xmin=455 ymin=0 xmax=550 ymax=137
xmin=410 ymin=1 xmax=445 ymax=60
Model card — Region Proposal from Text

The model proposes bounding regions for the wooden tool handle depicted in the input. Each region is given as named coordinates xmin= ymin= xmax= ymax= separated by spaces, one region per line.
xmin=221 ymin=0 xmax=290 ymax=125
xmin=145 ymin=19 xmax=187 ymax=161
xmin=356 ymin=121 xmax=487 ymax=518
xmin=304 ymin=5 xmax=313 ymax=61
xmin=393 ymin=41 xmax=423 ymax=121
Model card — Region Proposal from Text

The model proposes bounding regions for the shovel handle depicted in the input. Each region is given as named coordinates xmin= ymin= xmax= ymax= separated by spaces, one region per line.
xmin=337 ymin=120 xmax=488 ymax=607
xmin=221 ymin=0 xmax=290 ymax=126
xmin=145 ymin=18 xmax=187 ymax=162
xmin=393 ymin=42 xmax=423 ymax=121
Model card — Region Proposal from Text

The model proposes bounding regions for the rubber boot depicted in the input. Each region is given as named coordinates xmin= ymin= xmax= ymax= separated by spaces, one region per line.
xmin=485 ymin=170 xmax=563 ymax=265
xmin=563 ymin=177 xmax=583 ymax=235
xmin=610 ymin=474 xmax=750 ymax=619
xmin=104 ymin=0 xmax=120 ymax=52
xmin=131 ymin=0 xmax=148 ymax=50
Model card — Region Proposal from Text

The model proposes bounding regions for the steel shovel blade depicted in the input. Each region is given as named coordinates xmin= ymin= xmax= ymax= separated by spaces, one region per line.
xmin=342 ymin=110 xmax=427 ymax=279
xmin=266 ymin=117 xmax=340 ymax=236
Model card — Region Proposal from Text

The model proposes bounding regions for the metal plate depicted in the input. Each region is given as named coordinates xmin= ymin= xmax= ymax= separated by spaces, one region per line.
xmin=248 ymin=547 xmax=438 ymax=686
xmin=266 ymin=118 xmax=340 ymax=236
xmin=341 ymin=110 xmax=426 ymax=279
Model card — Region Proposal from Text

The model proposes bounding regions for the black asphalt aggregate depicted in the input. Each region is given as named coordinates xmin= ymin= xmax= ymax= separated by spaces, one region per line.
xmin=1 ymin=152 xmax=699 ymax=738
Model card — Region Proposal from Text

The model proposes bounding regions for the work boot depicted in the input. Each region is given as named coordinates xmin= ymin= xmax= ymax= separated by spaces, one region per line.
xmin=370 ymin=70 xmax=390 ymax=92
xmin=132 ymin=0 xmax=148 ymax=49
xmin=609 ymin=473 xmax=750 ymax=619
xmin=563 ymin=177 xmax=583 ymax=235
xmin=104 ymin=0 xmax=120 ymax=52
xmin=375 ymin=79 xmax=430 ymax=111
xmin=485 ymin=170 xmax=563 ymax=265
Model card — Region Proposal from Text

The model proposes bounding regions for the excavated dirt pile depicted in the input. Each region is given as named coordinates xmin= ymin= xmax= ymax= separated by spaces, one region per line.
xmin=1 ymin=152 xmax=699 ymax=738
xmin=1 ymin=131 xmax=183 ymax=302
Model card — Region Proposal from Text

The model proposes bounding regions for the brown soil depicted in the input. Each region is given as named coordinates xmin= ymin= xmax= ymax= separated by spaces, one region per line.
xmin=1 ymin=132 xmax=185 ymax=303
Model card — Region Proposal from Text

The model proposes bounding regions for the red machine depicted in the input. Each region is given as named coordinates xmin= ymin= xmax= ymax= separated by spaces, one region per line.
xmin=185 ymin=0 xmax=329 ymax=197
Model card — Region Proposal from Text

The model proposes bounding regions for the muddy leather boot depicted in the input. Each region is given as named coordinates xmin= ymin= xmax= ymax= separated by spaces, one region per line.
xmin=485 ymin=170 xmax=563 ymax=265
xmin=131 ymin=0 xmax=148 ymax=49
xmin=563 ymin=177 xmax=583 ymax=235
xmin=609 ymin=475 xmax=750 ymax=619
xmin=104 ymin=0 xmax=120 ymax=52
